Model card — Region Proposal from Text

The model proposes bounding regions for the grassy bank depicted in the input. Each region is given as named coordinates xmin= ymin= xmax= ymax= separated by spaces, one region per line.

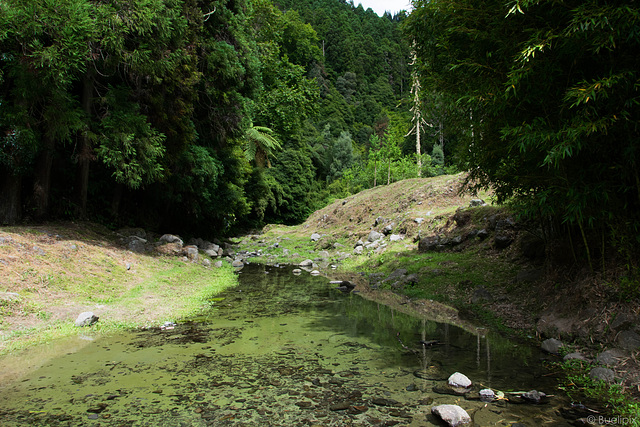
xmin=0 ymin=222 xmax=237 ymax=355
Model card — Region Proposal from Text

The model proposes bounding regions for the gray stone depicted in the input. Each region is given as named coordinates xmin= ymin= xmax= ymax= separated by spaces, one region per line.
xmin=292 ymin=269 xmax=302 ymax=275
xmin=282 ymin=248 xmax=289 ymax=256
xmin=617 ymin=330 xmax=640 ymax=350
xmin=478 ymin=389 xmax=495 ymax=402
xmin=202 ymin=259 xmax=211 ymax=267
xmin=469 ymin=199 xmax=486 ymax=207
xmin=310 ymin=270 xmax=320 ymax=276
xmin=127 ymin=236 xmax=147 ymax=253
xmin=448 ymin=372 xmax=472 ymax=388
xmin=355 ymin=239 xmax=364 ymax=247
xmin=310 ymin=233 xmax=321 ymax=242
xmin=521 ymin=390 xmax=546 ymax=404
xmin=214 ymin=261 xmax=223 ymax=268
xmin=204 ymin=249 xmax=219 ymax=257
xmin=368 ymin=230 xmax=383 ymax=242
xmin=232 ymin=260 xmax=244 ymax=268
xmin=159 ymin=234 xmax=183 ymax=246
xmin=541 ymin=338 xmax=564 ymax=354
xmin=183 ymin=245 xmax=198 ymax=261
xmin=353 ymin=245 xmax=364 ymax=255
xmin=317 ymin=250 xmax=330 ymax=259
xmin=333 ymin=242 xmax=344 ymax=248
xmin=597 ymin=349 xmax=626 ymax=366
xmin=382 ymin=223 xmax=394 ymax=235
xmin=415 ymin=218 xmax=424 ymax=224
xmin=589 ymin=367 xmax=615 ymax=383
xmin=75 ymin=312 xmax=99 ymax=327
xmin=611 ymin=313 xmax=636 ymax=331
xmin=418 ymin=236 xmax=446 ymax=252
xmin=389 ymin=234 xmax=404 ymax=242
xmin=563 ymin=352 xmax=588 ymax=361
xmin=431 ymin=404 xmax=471 ymax=426
xmin=299 ymin=259 xmax=314 ymax=267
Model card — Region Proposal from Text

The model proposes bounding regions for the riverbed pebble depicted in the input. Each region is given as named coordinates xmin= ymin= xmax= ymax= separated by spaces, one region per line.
xmin=431 ymin=404 xmax=471 ymax=426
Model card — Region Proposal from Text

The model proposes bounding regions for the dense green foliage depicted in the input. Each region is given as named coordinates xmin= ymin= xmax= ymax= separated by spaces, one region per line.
xmin=405 ymin=0 xmax=640 ymax=264
xmin=0 ymin=0 xmax=435 ymax=234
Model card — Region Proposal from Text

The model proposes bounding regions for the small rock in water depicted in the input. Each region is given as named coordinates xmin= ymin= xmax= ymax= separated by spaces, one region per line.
xmin=521 ymin=390 xmax=547 ymax=404
xmin=310 ymin=270 xmax=320 ymax=276
xmin=448 ymin=372 xmax=472 ymax=388
xmin=75 ymin=312 xmax=99 ymax=327
xmin=431 ymin=404 xmax=471 ymax=426
xmin=329 ymin=401 xmax=351 ymax=411
xmin=292 ymin=269 xmax=302 ymax=275
xmin=479 ymin=389 xmax=495 ymax=402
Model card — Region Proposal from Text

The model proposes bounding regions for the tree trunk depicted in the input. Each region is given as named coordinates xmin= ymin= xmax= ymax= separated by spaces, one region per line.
xmin=32 ymin=135 xmax=55 ymax=219
xmin=77 ymin=71 xmax=94 ymax=217
xmin=374 ymin=161 xmax=377 ymax=187
xmin=416 ymin=109 xmax=422 ymax=177
xmin=0 ymin=170 xmax=22 ymax=225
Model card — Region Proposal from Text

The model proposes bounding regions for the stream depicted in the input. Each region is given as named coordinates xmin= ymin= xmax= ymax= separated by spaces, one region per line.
xmin=0 ymin=264 xmax=573 ymax=426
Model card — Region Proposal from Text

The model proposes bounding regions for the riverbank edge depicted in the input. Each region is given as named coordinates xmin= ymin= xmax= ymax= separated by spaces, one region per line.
xmin=0 ymin=223 xmax=239 ymax=356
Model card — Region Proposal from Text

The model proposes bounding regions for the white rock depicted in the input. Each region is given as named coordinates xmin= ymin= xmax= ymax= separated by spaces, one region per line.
xmin=448 ymin=372 xmax=472 ymax=388
xmin=75 ymin=312 xmax=99 ymax=327
xmin=431 ymin=404 xmax=471 ymax=426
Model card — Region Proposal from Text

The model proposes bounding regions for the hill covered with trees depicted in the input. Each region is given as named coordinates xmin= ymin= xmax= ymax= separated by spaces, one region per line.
xmin=2 ymin=0 xmax=452 ymax=236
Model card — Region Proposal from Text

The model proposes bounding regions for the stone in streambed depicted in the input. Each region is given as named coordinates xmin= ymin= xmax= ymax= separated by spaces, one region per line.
xmin=448 ymin=372 xmax=472 ymax=388
xmin=431 ymin=404 xmax=471 ymax=426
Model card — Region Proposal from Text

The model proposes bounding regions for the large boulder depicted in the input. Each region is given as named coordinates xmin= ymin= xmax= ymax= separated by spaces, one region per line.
xmin=431 ymin=405 xmax=471 ymax=427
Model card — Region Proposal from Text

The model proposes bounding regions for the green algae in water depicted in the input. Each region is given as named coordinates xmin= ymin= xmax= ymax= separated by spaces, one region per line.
xmin=0 ymin=264 xmax=573 ymax=426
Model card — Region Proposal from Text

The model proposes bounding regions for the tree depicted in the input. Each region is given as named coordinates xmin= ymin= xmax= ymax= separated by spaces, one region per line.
xmin=242 ymin=124 xmax=282 ymax=168
xmin=329 ymin=131 xmax=355 ymax=181
xmin=406 ymin=0 xmax=640 ymax=263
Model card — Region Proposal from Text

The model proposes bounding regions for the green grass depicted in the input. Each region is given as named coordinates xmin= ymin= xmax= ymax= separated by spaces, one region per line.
xmin=0 ymin=260 xmax=238 ymax=356
xmin=558 ymin=359 xmax=640 ymax=426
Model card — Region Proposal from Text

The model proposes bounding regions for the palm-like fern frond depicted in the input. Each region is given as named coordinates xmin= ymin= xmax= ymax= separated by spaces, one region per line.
xmin=243 ymin=124 xmax=282 ymax=168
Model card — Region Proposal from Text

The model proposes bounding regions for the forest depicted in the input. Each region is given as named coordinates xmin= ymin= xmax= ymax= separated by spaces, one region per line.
xmin=2 ymin=0 xmax=640 ymax=267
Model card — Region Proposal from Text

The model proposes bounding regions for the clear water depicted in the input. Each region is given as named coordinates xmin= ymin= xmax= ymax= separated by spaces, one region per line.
xmin=0 ymin=264 xmax=571 ymax=426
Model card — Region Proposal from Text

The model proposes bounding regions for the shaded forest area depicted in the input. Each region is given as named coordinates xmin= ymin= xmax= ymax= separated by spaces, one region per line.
xmin=1 ymin=0 xmax=445 ymax=236
xmin=2 ymin=0 xmax=640 ymax=285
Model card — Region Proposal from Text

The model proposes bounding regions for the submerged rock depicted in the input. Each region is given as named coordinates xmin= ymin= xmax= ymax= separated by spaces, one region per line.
xmin=520 ymin=390 xmax=547 ymax=404
xmin=431 ymin=404 xmax=471 ymax=426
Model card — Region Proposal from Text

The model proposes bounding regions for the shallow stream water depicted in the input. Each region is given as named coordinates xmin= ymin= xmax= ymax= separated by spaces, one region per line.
xmin=0 ymin=264 xmax=572 ymax=426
